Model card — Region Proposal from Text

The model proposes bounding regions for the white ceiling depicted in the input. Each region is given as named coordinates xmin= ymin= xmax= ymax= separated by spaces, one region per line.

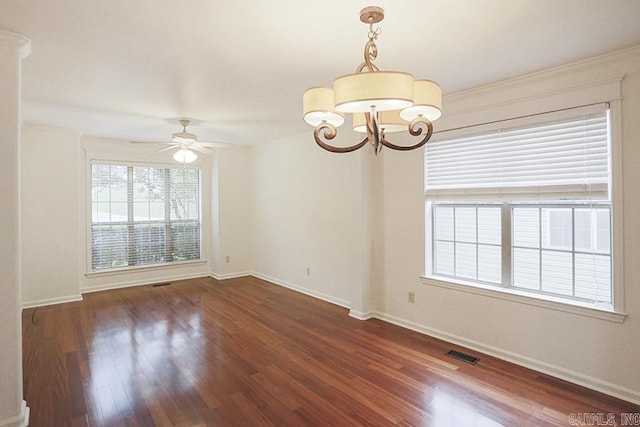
xmin=2 ymin=0 xmax=640 ymax=145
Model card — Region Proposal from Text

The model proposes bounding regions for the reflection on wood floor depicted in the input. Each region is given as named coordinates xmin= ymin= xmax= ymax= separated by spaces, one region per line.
xmin=22 ymin=276 xmax=639 ymax=426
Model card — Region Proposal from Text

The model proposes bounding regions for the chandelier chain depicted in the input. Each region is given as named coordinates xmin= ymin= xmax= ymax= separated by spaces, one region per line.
xmin=368 ymin=23 xmax=381 ymax=41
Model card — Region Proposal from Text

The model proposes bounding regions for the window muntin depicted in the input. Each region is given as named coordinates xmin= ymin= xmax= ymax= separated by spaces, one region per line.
xmin=91 ymin=163 xmax=201 ymax=271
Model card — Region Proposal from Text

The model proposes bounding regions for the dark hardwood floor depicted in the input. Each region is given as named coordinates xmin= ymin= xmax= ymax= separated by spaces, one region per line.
xmin=22 ymin=276 xmax=639 ymax=426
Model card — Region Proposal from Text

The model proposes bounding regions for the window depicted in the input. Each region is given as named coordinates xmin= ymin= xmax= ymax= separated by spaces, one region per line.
xmin=91 ymin=163 xmax=201 ymax=271
xmin=432 ymin=204 xmax=611 ymax=303
xmin=425 ymin=106 xmax=615 ymax=308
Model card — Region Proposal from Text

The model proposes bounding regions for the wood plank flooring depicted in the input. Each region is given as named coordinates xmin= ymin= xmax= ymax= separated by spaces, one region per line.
xmin=22 ymin=276 xmax=639 ymax=426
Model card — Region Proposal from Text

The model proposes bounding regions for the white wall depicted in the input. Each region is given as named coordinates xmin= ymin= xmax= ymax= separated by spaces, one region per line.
xmin=350 ymin=147 xmax=384 ymax=318
xmin=213 ymin=147 xmax=253 ymax=278
xmin=21 ymin=125 xmax=82 ymax=306
xmin=249 ymin=133 xmax=363 ymax=307
xmin=379 ymin=46 xmax=640 ymax=404
xmin=0 ymin=28 xmax=30 ymax=427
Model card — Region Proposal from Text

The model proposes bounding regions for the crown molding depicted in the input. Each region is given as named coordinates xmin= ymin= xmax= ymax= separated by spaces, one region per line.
xmin=446 ymin=44 xmax=640 ymax=103
xmin=0 ymin=29 xmax=31 ymax=59
xmin=433 ymin=45 xmax=640 ymax=133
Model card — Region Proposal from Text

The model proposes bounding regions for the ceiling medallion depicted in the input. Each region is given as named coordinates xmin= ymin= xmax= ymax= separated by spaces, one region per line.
xmin=302 ymin=6 xmax=442 ymax=155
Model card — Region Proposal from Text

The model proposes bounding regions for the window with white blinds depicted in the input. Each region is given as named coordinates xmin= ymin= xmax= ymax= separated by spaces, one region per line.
xmin=425 ymin=105 xmax=614 ymax=306
xmin=91 ymin=163 xmax=201 ymax=271
xmin=426 ymin=109 xmax=609 ymax=201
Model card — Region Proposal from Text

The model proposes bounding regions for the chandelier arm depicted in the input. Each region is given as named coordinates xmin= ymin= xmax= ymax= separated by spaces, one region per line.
xmin=379 ymin=117 xmax=434 ymax=151
xmin=356 ymin=39 xmax=380 ymax=73
xmin=313 ymin=123 xmax=369 ymax=153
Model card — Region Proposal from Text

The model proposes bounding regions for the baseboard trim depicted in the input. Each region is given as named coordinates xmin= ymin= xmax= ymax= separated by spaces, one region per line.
xmin=22 ymin=294 xmax=83 ymax=309
xmin=374 ymin=311 xmax=640 ymax=406
xmin=210 ymin=271 xmax=252 ymax=281
xmin=80 ymin=273 xmax=211 ymax=294
xmin=348 ymin=309 xmax=376 ymax=320
xmin=250 ymin=272 xmax=351 ymax=309
xmin=0 ymin=400 xmax=29 ymax=427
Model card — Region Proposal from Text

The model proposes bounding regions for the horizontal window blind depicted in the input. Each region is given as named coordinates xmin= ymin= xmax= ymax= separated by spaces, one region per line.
xmin=425 ymin=110 xmax=609 ymax=200
xmin=91 ymin=163 xmax=201 ymax=271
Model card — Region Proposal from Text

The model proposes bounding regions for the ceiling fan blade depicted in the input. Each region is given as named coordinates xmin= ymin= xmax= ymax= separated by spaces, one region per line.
xmin=196 ymin=141 xmax=233 ymax=149
xmin=158 ymin=145 xmax=178 ymax=153
xmin=129 ymin=120 xmax=231 ymax=155
xmin=190 ymin=145 xmax=214 ymax=155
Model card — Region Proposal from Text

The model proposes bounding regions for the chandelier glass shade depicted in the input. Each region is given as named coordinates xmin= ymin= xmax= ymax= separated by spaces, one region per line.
xmin=303 ymin=87 xmax=345 ymax=127
xmin=302 ymin=6 xmax=442 ymax=154
xmin=333 ymin=71 xmax=414 ymax=113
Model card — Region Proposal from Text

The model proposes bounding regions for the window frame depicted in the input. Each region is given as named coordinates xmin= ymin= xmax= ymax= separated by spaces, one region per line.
xmin=422 ymin=101 xmax=626 ymax=323
xmin=86 ymin=160 xmax=204 ymax=274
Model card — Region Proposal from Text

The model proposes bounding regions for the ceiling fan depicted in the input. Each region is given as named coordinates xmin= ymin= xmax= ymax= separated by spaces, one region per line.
xmin=130 ymin=119 xmax=231 ymax=163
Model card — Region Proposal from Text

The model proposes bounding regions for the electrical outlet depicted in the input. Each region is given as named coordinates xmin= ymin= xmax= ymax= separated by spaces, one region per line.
xmin=225 ymin=256 xmax=230 ymax=263
xmin=408 ymin=291 xmax=415 ymax=303
xmin=306 ymin=267 xmax=311 ymax=276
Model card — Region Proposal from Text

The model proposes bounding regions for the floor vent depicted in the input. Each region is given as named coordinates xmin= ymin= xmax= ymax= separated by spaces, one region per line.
xmin=152 ymin=282 xmax=172 ymax=288
xmin=445 ymin=350 xmax=479 ymax=365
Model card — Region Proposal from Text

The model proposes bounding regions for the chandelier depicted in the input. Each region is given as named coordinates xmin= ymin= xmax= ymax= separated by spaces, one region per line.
xmin=302 ymin=6 xmax=442 ymax=155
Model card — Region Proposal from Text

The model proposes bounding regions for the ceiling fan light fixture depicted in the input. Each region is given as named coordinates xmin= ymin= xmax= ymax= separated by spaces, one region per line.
xmin=130 ymin=118 xmax=225 ymax=162
xmin=173 ymin=148 xmax=197 ymax=163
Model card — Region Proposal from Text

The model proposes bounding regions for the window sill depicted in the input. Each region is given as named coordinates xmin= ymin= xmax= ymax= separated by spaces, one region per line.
xmin=86 ymin=259 xmax=207 ymax=278
xmin=420 ymin=275 xmax=626 ymax=323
